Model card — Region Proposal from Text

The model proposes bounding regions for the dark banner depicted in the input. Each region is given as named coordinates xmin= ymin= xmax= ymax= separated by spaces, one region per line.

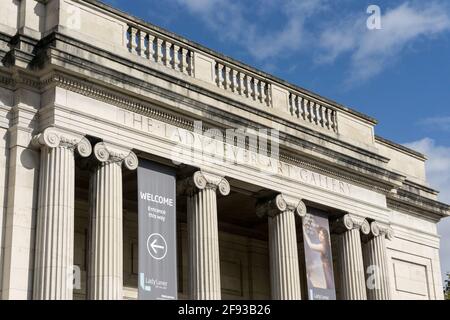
xmin=302 ymin=210 xmax=336 ymax=300
xmin=137 ymin=159 xmax=177 ymax=300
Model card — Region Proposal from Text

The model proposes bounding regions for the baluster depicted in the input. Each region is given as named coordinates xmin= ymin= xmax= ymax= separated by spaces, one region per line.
xmin=144 ymin=34 xmax=150 ymax=59
xmin=231 ymin=69 xmax=237 ymax=93
xmin=298 ymin=96 xmax=303 ymax=119
xmin=215 ymin=63 xmax=220 ymax=87
xmin=245 ymin=75 xmax=251 ymax=98
xmin=313 ymin=102 xmax=318 ymax=124
xmin=148 ymin=34 xmax=155 ymax=62
xmin=330 ymin=111 xmax=335 ymax=131
xmin=188 ymin=51 xmax=194 ymax=76
xmin=315 ymin=104 xmax=320 ymax=125
xmin=173 ymin=44 xmax=180 ymax=70
xmin=320 ymin=105 xmax=326 ymax=127
xmin=223 ymin=66 xmax=228 ymax=90
xmin=316 ymin=104 xmax=321 ymax=126
xmin=128 ymin=27 xmax=137 ymax=54
xmin=126 ymin=26 xmax=131 ymax=51
xmin=304 ymin=99 xmax=310 ymax=122
xmin=156 ymin=38 xmax=163 ymax=63
xmin=258 ymin=80 xmax=263 ymax=103
xmin=331 ymin=110 xmax=337 ymax=132
xmin=180 ymin=48 xmax=187 ymax=74
xmin=267 ymin=83 xmax=272 ymax=107
xmin=217 ymin=64 xmax=224 ymax=88
xmin=252 ymin=78 xmax=258 ymax=101
xmin=238 ymin=73 xmax=245 ymax=96
xmin=227 ymin=67 xmax=232 ymax=91
xmin=289 ymin=94 xmax=295 ymax=115
xmin=138 ymin=30 xmax=146 ymax=57
xmin=163 ymin=40 xmax=170 ymax=66
xmin=327 ymin=109 xmax=333 ymax=130
xmin=263 ymin=83 xmax=268 ymax=106
xmin=314 ymin=102 xmax=319 ymax=124
xmin=254 ymin=79 xmax=259 ymax=101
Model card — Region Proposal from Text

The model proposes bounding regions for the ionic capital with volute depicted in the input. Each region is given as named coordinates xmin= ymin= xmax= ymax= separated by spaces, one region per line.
xmin=178 ymin=171 xmax=230 ymax=196
xmin=333 ymin=213 xmax=371 ymax=235
xmin=32 ymin=127 xmax=92 ymax=157
xmin=92 ymin=141 xmax=138 ymax=170
xmin=368 ymin=221 xmax=394 ymax=240
xmin=256 ymin=194 xmax=306 ymax=218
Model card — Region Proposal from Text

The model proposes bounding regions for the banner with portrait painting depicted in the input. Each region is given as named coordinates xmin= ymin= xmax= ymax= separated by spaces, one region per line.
xmin=302 ymin=210 xmax=336 ymax=300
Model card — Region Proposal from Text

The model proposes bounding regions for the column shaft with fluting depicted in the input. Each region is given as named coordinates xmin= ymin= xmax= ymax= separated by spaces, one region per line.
xmin=335 ymin=214 xmax=370 ymax=300
xmin=87 ymin=142 xmax=138 ymax=300
xmin=33 ymin=128 xmax=92 ymax=300
xmin=364 ymin=222 xmax=393 ymax=300
xmin=181 ymin=171 xmax=230 ymax=300
xmin=257 ymin=194 xmax=306 ymax=300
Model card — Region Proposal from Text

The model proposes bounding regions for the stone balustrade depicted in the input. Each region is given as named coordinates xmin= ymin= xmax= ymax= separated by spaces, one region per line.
xmin=214 ymin=61 xmax=272 ymax=107
xmin=289 ymin=92 xmax=338 ymax=133
xmin=126 ymin=24 xmax=338 ymax=134
xmin=127 ymin=25 xmax=194 ymax=76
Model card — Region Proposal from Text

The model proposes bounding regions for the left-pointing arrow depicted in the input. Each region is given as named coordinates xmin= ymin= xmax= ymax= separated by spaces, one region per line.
xmin=150 ymin=239 xmax=165 ymax=254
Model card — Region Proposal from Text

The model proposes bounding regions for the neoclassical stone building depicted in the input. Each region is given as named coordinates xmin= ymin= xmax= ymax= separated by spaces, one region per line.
xmin=0 ymin=0 xmax=448 ymax=300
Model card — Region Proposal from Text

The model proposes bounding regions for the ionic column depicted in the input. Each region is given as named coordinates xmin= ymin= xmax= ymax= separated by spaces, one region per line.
xmin=364 ymin=222 xmax=393 ymax=300
xmin=87 ymin=142 xmax=138 ymax=300
xmin=33 ymin=128 xmax=92 ymax=300
xmin=334 ymin=214 xmax=370 ymax=300
xmin=179 ymin=171 xmax=230 ymax=300
xmin=256 ymin=194 xmax=306 ymax=300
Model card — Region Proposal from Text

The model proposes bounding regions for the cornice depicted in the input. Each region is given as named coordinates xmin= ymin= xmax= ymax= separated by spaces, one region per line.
xmin=387 ymin=190 xmax=450 ymax=221
xmin=375 ymin=135 xmax=427 ymax=161
xmin=0 ymin=69 xmax=43 ymax=91
xmin=402 ymin=179 xmax=439 ymax=196
xmin=34 ymin=32 xmax=403 ymax=187
xmin=0 ymin=73 xmax=15 ymax=88
xmin=47 ymin=32 xmax=388 ymax=162
xmin=43 ymin=72 xmax=400 ymax=194
xmin=0 ymin=65 xmax=413 ymax=197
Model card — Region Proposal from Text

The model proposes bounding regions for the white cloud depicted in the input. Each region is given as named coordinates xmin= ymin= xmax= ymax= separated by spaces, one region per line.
xmin=318 ymin=2 xmax=450 ymax=84
xmin=175 ymin=0 xmax=327 ymax=60
xmin=404 ymin=138 xmax=450 ymax=283
xmin=404 ymin=138 xmax=450 ymax=202
xmin=175 ymin=1 xmax=450 ymax=84
xmin=421 ymin=116 xmax=450 ymax=132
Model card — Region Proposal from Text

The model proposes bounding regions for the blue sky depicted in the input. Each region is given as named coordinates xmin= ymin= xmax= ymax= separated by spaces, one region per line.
xmin=102 ymin=0 xmax=450 ymax=283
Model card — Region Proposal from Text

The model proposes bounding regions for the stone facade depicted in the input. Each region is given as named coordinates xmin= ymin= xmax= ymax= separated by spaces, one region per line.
xmin=0 ymin=0 xmax=448 ymax=300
